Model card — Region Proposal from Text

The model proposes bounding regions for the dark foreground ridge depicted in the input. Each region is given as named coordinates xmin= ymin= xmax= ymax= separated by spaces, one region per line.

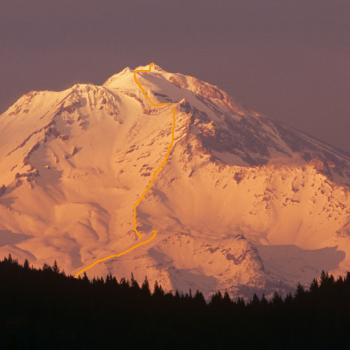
xmin=1 ymin=256 xmax=349 ymax=349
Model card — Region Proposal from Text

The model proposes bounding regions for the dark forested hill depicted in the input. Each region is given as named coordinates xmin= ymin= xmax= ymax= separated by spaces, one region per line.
xmin=1 ymin=256 xmax=349 ymax=349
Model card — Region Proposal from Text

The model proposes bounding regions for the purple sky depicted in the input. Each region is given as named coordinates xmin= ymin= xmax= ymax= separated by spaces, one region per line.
xmin=1 ymin=0 xmax=349 ymax=151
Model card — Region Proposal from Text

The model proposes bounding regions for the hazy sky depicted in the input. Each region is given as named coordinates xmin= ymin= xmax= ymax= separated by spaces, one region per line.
xmin=1 ymin=0 xmax=349 ymax=151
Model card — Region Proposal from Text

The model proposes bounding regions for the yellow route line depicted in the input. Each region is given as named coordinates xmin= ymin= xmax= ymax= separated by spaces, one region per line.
xmin=74 ymin=63 xmax=177 ymax=277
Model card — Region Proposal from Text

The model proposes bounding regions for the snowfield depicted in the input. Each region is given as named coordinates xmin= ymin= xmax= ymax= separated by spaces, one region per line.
xmin=0 ymin=63 xmax=350 ymax=298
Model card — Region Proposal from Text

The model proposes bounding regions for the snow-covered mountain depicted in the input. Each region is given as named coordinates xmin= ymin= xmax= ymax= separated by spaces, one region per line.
xmin=1 ymin=63 xmax=350 ymax=298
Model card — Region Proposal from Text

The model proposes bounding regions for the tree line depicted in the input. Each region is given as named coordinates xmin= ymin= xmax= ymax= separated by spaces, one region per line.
xmin=1 ymin=255 xmax=349 ymax=349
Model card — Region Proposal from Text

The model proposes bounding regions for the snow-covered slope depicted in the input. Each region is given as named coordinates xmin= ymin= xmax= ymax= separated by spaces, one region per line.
xmin=1 ymin=63 xmax=350 ymax=298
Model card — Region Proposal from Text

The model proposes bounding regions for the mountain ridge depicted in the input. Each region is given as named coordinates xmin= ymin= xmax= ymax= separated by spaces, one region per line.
xmin=0 ymin=63 xmax=350 ymax=298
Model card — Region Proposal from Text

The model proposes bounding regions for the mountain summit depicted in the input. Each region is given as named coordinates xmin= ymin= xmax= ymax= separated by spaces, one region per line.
xmin=0 ymin=64 xmax=350 ymax=298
